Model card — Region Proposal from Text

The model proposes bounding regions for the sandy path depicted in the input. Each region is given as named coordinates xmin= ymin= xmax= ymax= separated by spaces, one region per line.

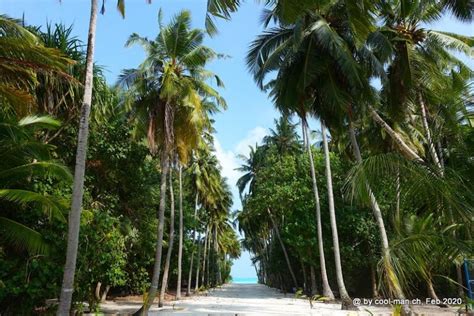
xmin=99 ymin=283 xmax=458 ymax=315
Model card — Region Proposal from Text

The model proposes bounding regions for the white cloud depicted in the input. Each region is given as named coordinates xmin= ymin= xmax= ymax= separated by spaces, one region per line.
xmin=213 ymin=127 xmax=268 ymax=209
xmin=213 ymin=138 xmax=240 ymax=192
xmin=234 ymin=126 xmax=268 ymax=157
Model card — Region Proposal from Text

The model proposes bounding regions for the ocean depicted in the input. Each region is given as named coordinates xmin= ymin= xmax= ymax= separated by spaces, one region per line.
xmin=231 ymin=277 xmax=258 ymax=284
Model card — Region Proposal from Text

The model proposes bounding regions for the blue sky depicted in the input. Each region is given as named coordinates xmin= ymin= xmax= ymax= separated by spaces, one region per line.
xmin=2 ymin=0 xmax=472 ymax=280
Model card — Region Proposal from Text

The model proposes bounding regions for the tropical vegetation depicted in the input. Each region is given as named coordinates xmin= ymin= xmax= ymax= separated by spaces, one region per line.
xmin=0 ymin=0 xmax=473 ymax=315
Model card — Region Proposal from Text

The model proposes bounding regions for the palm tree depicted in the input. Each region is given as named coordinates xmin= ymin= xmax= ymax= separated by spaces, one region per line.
xmin=235 ymin=145 xmax=266 ymax=200
xmin=320 ymin=122 xmax=353 ymax=307
xmin=186 ymin=143 xmax=222 ymax=294
xmin=54 ymin=1 xmax=153 ymax=313
xmin=263 ymin=116 xmax=300 ymax=156
xmin=119 ymin=10 xmax=224 ymax=314
xmin=57 ymin=1 xmax=100 ymax=313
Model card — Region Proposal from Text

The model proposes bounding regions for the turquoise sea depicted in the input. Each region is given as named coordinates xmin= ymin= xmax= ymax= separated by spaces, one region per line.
xmin=232 ymin=277 xmax=258 ymax=284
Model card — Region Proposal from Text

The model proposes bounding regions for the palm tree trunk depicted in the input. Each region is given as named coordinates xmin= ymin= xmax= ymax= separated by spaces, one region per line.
xmin=321 ymin=123 xmax=353 ymax=309
xmin=310 ymin=265 xmax=317 ymax=295
xmin=159 ymin=166 xmax=176 ymax=307
xmin=418 ymin=93 xmax=443 ymax=176
xmin=301 ymin=119 xmax=307 ymax=148
xmin=194 ymin=232 xmax=202 ymax=291
xmin=427 ymin=275 xmax=440 ymax=300
xmin=348 ymin=121 xmax=410 ymax=314
xmin=300 ymin=260 xmax=307 ymax=293
xmin=206 ymin=231 xmax=211 ymax=286
xmin=57 ymin=1 xmax=98 ymax=314
xmin=187 ymin=193 xmax=199 ymax=295
xmin=437 ymin=141 xmax=444 ymax=170
xmin=201 ymin=226 xmax=209 ymax=287
xmin=267 ymin=208 xmax=298 ymax=289
xmin=100 ymin=285 xmax=110 ymax=303
xmin=368 ymin=105 xmax=423 ymax=162
xmin=302 ymin=119 xmax=334 ymax=299
xmin=370 ymin=263 xmax=379 ymax=298
xmin=135 ymin=114 xmax=172 ymax=315
xmin=214 ymin=226 xmax=222 ymax=285
xmin=176 ymin=164 xmax=184 ymax=299
xmin=396 ymin=166 xmax=401 ymax=223
xmin=95 ymin=281 xmax=102 ymax=302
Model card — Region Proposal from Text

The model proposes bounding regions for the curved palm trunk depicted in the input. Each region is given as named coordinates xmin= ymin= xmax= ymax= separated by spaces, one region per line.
xmin=368 ymin=105 xmax=423 ymax=162
xmin=427 ymin=274 xmax=440 ymax=300
xmin=176 ymin=164 xmax=184 ymax=299
xmin=302 ymin=119 xmax=334 ymax=299
xmin=57 ymin=1 xmax=98 ymax=314
xmin=267 ymin=208 xmax=298 ymax=289
xmin=187 ymin=193 xmax=199 ymax=295
xmin=348 ymin=121 xmax=410 ymax=315
xmin=159 ymin=166 xmax=176 ymax=307
xmin=321 ymin=123 xmax=353 ymax=309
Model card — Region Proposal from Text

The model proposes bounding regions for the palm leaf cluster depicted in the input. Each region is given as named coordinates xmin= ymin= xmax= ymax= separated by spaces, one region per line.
xmin=0 ymin=114 xmax=71 ymax=254
xmin=0 ymin=15 xmax=74 ymax=116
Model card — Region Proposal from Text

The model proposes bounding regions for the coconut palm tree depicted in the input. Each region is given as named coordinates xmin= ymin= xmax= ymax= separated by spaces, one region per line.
xmin=236 ymin=145 xmax=267 ymax=200
xmin=186 ymin=142 xmax=222 ymax=294
xmin=57 ymin=1 xmax=100 ymax=313
xmin=118 ymin=10 xmax=224 ymax=314
xmin=263 ymin=116 xmax=301 ymax=156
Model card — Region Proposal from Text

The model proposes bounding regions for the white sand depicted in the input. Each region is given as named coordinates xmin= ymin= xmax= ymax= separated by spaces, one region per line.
xmin=99 ymin=283 xmax=459 ymax=315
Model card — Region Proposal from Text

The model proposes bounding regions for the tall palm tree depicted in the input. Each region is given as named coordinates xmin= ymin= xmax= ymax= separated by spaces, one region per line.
xmin=320 ymin=122 xmax=352 ymax=307
xmin=57 ymin=1 xmax=99 ymax=313
xmin=119 ymin=10 xmax=224 ymax=314
xmin=186 ymin=142 xmax=222 ymax=294
xmin=55 ymin=1 xmax=152 ymax=313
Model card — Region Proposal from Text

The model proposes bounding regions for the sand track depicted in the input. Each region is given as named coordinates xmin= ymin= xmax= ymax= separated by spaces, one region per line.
xmin=99 ymin=283 xmax=458 ymax=315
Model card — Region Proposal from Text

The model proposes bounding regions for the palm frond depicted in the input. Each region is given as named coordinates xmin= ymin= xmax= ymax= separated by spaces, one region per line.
xmin=0 ymin=217 xmax=50 ymax=255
